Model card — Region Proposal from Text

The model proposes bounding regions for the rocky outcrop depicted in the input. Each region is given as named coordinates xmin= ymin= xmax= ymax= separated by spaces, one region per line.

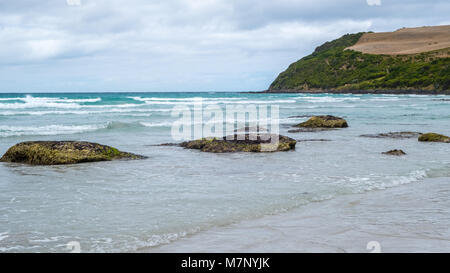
xmin=294 ymin=115 xmax=348 ymax=129
xmin=0 ymin=141 xmax=146 ymax=165
xmin=382 ymin=149 xmax=407 ymax=156
xmin=418 ymin=133 xmax=450 ymax=143
xmin=180 ymin=134 xmax=296 ymax=153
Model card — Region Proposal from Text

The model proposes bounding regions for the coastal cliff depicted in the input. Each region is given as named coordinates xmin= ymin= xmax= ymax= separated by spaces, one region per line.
xmin=268 ymin=26 xmax=450 ymax=94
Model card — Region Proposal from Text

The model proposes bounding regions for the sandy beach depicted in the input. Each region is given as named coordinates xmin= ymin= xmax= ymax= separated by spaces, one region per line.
xmin=147 ymin=177 xmax=450 ymax=253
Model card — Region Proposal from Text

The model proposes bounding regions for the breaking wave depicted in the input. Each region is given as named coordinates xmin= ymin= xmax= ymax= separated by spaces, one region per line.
xmin=0 ymin=95 xmax=101 ymax=110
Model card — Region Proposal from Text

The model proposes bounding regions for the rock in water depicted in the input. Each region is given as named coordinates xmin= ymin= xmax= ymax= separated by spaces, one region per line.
xmin=0 ymin=141 xmax=147 ymax=165
xmin=382 ymin=149 xmax=407 ymax=156
xmin=360 ymin=132 xmax=422 ymax=139
xmin=180 ymin=134 xmax=296 ymax=153
xmin=418 ymin=133 xmax=450 ymax=143
xmin=294 ymin=115 xmax=348 ymax=128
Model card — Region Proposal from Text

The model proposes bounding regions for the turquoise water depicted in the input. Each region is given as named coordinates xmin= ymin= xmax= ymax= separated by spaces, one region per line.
xmin=0 ymin=92 xmax=449 ymax=252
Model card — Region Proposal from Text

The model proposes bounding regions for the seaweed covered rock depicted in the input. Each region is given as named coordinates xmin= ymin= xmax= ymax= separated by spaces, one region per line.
xmin=0 ymin=141 xmax=146 ymax=165
xmin=382 ymin=149 xmax=407 ymax=156
xmin=418 ymin=133 xmax=450 ymax=143
xmin=294 ymin=115 xmax=348 ymax=129
xmin=180 ymin=134 xmax=296 ymax=153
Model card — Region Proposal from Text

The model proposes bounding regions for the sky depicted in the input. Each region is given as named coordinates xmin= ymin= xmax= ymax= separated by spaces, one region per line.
xmin=0 ymin=0 xmax=449 ymax=92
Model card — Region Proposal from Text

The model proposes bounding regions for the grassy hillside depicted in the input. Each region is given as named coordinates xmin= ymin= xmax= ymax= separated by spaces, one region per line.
xmin=268 ymin=33 xmax=450 ymax=92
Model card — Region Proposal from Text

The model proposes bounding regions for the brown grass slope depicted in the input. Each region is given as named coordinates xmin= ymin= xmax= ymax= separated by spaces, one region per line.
xmin=346 ymin=25 xmax=450 ymax=56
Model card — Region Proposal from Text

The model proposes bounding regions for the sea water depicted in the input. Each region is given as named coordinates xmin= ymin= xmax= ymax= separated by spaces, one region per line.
xmin=0 ymin=92 xmax=449 ymax=252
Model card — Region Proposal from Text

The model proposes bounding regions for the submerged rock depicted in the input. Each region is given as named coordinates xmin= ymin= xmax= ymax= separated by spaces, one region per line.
xmin=288 ymin=115 xmax=312 ymax=119
xmin=418 ymin=133 xmax=450 ymax=143
xmin=180 ymin=134 xmax=296 ymax=153
xmin=360 ymin=131 xmax=422 ymax=139
xmin=288 ymin=127 xmax=336 ymax=133
xmin=234 ymin=126 xmax=268 ymax=133
xmin=0 ymin=141 xmax=146 ymax=165
xmin=294 ymin=115 xmax=348 ymax=129
xmin=149 ymin=143 xmax=179 ymax=147
xmin=296 ymin=139 xmax=332 ymax=142
xmin=382 ymin=149 xmax=407 ymax=156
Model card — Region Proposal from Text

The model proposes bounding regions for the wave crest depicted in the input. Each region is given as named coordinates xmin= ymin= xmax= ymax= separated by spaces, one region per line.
xmin=0 ymin=95 xmax=101 ymax=110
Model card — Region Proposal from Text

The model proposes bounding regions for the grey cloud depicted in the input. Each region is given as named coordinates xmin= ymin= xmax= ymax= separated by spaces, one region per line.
xmin=228 ymin=0 xmax=450 ymax=30
xmin=0 ymin=0 xmax=449 ymax=91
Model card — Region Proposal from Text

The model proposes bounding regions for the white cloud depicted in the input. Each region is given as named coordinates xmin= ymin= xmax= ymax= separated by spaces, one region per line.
xmin=27 ymin=40 xmax=65 ymax=60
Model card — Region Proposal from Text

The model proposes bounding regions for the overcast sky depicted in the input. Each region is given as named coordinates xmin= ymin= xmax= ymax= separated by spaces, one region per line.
xmin=0 ymin=0 xmax=449 ymax=92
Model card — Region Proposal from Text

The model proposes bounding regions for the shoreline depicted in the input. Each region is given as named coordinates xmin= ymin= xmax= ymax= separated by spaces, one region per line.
xmin=258 ymin=89 xmax=450 ymax=95
xmin=145 ymin=177 xmax=450 ymax=253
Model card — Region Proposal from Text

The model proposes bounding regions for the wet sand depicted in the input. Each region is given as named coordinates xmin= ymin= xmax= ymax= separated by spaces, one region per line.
xmin=147 ymin=177 xmax=450 ymax=253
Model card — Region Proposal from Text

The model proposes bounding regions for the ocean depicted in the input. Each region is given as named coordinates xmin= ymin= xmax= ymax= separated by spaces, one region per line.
xmin=0 ymin=92 xmax=449 ymax=252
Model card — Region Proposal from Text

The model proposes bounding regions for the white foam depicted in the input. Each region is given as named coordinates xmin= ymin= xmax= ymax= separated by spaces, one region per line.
xmin=139 ymin=121 xmax=173 ymax=128
xmin=0 ymin=98 xmax=23 ymax=101
xmin=0 ymin=232 xmax=8 ymax=242
xmin=0 ymin=95 xmax=101 ymax=110
xmin=128 ymin=96 xmax=296 ymax=105
xmin=296 ymin=96 xmax=361 ymax=103
xmin=0 ymin=108 xmax=171 ymax=116
xmin=368 ymin=97 xmax=401 ymax=101
xmin=140 ymin=117 xmax=277 ymax=129
xmin=18 ymin=95 xmax=101 ymax=103
xmin=350 ymin=170 xmax=429 ymax=193
xmin=128 ymin=96 xmax=243 ymax=102
xmin=0 ymin=124 xmax=103 ymax=137
xmin=144 ymin=100 xmax=296 ymax=105
xmin=0 ymin=102 xmax=81 ymax=109
xmin=0 ymin=95 xmax=295 ymax=113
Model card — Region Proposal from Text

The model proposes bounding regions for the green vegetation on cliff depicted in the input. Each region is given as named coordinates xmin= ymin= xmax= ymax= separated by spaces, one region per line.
xmin=269 ymin=33 xmax=450 ymax=92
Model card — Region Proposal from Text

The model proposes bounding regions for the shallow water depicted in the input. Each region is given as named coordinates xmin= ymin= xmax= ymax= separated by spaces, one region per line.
xmin=150 ymin=177 xmax=450 ymax=253
xmin=0 ymin=92 xmax=449 ymax=252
